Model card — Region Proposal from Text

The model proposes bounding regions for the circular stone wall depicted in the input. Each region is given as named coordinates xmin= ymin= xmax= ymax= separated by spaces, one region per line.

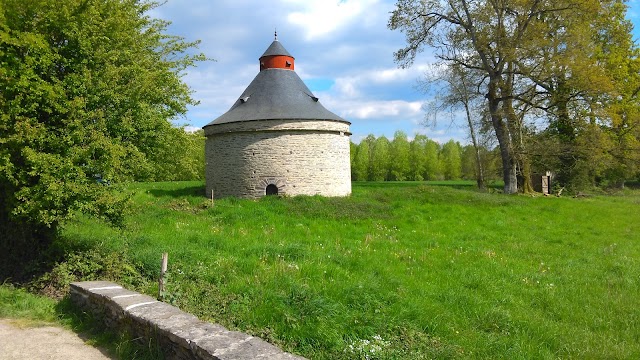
xmin=204 ymin=119 xmax=351 ymax=199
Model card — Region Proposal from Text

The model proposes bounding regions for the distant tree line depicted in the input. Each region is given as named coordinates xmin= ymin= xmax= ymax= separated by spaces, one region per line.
xmin=350 ymin=131 xmax=501 ymax=182
xmin=152 ymin=129 xmax=205 ymax=182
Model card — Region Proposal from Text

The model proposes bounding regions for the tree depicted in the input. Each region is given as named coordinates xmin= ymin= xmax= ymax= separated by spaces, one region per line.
xmin=441 ymin=140 xmax=462 ymax=180
xmin=590 ymin=1 xmax=640 ymax=188
xmin=350 ymin=141 xmax=358 ymax=180
xmin=512 ymin=0 xmax=624 ymax=190
xmin=423 ymin=139 xmax=441 ymax=180
xmin=460 ymin=145 xmax=477 ymax=180
xmin=0 ymin=0 xmax=204 ymax=254
xmin=389 ymin=0 xmax=587 ymax=193
xmin=352 ymin=140 xmax=369 ymax=181
xmin=390 ymin=0 xmax=640 ymax=192
xmin=370 ymin=136 xmax=391 ymax=181
xmin=153 ymin=129 xmax=206 ymax=181
xmin=389 ymin=131 xmax=410 ymax=181
xmin=361 ymin=134 xmax=377 ymax=181
xmin=409 ymin=134 xmax=428 ymax=181
xmin=427 ymin=63 xmax=488 ymax=188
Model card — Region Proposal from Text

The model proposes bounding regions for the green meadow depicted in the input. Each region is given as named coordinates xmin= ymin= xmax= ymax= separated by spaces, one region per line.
xmin=44 ymin=182 xmax=640 ymax=358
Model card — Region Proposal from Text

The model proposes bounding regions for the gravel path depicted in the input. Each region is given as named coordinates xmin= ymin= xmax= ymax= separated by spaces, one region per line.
xmin=0 ymin=319 xmax=113 ymax=360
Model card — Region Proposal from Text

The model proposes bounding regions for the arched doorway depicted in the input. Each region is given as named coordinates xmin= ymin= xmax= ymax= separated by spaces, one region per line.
xmin=265 ymin=184 xmax=279 ymax=196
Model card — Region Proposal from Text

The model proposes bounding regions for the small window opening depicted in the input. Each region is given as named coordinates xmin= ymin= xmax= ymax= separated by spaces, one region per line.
xmin=266 ymin=184 xmax=279 ymax=196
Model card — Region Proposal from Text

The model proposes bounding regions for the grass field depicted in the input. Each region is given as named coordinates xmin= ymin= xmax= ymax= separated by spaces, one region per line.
xmin=52 ymin=181 xmax=640 ymax=359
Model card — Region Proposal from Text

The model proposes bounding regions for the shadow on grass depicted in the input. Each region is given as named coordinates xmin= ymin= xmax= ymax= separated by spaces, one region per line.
xmin=147 ymin=185 xmax=205 ymax=199
xmin=625 ymin=181 xmax=640 ymax=189
xmin=354 ymin=180 xmax=503 ymax=191
xmin=143 ymin=181 xmax=504 ymax=200
xmin=0 ymin=228 xmax=115 ymax=288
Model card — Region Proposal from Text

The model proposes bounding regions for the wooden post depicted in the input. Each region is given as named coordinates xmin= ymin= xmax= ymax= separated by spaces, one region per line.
xmin=211 ymin=190 xmax=214 ymax=206
xmin=158 ymin=252 xmax=168 ymax=300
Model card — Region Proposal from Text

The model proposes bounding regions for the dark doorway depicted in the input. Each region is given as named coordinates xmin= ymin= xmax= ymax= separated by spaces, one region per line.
xmin=266 ymin=184 xmax=278 ymax=196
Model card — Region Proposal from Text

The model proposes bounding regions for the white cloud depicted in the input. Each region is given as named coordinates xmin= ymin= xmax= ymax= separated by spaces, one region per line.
xmin=333 ymin=77 xmax=361 ymax=98
xmin=183 ymin=126 xmax=202 ymax=133
xmin=285 ymin=0 xmax=380 ymax=40
xmin=325 ymin=63 xmax=436 ymax=102
xmin=324 ymin=98 xmax=423 ymax=120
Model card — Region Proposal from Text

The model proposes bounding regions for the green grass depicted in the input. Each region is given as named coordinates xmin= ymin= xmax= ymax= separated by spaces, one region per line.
xmin=0 ymin=284 xmax=58 ymax=325
xmin=52 ymin=181 xmax=640 ymax=359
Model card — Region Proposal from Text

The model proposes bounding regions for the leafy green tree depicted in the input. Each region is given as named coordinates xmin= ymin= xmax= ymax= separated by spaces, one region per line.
xmin=460 ymin=145 xmax=477 ymax=181
xmin=423 ymin=139 xmax=441 ymax=180
xmin=370 ymin=136 xmax=390 ymax=181
xmin=153 ymin=129 xmax=205 ymax=181
xmin=441 ymin=140 xmax=462 ymax=180
xmin=389 ymin=131 xmax=410 ymax=181
xmin=409 ymin=135 xmax=428 ymax=181
xmin=350 ymin=141 xmax=358 ymax=161
xmin=352 ymin=140 xmax=369 ymax=181
xmin=361 ymin=134 xmax=377 ymax=181
xmin=350 ymin=141 xmax=357 ymax=180
xmin=0 ymin=0 xmax=204 ymax=253
xmin=592 ymin=1 xmax=640 ymax=188
xmin=514 ymin=0 xmax=627 ymax=190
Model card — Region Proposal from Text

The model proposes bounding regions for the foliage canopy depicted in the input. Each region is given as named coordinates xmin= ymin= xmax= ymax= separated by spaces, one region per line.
xmin=0 ymin=0 xmax=205 ymax=251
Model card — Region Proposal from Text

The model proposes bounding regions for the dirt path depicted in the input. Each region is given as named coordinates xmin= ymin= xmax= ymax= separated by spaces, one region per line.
xmin=0 ymin=319 xmax=113 ymax=360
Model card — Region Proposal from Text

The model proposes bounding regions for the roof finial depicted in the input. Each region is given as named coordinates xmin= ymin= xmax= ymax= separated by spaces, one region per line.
xmin=274 ymin=28 xmax=278 ymax=41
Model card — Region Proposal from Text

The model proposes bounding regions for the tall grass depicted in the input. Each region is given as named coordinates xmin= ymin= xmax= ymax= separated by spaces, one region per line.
xmin=0 ymin=285 xmax=58 ymax=325
xmin=57 ymin=181 xmax=640 ymax=359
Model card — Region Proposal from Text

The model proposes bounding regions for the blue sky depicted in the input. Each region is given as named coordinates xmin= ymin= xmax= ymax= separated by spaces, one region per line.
xmin=152 ymin=0 xmax=640 ymax=144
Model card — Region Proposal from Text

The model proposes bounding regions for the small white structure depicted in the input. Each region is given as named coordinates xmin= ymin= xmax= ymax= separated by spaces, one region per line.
xmin=203 ymin=37 xmax=351 ymax=199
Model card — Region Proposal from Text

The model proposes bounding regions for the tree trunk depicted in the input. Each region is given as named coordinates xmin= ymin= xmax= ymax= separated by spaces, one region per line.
xmin=474 ymin=145 xmax=486 ymax=190
xmin=555 ymin=93 xmax=576 ymax=188
xmin=520 ymin=158 xmax=535 ymax=194
xmin=488 ymin=80 xmax=518 ymax=194
xmin=462 ymin=95 xmax=486 ymax=190
xmin=503 ymin=88 xmax=534 ymax=194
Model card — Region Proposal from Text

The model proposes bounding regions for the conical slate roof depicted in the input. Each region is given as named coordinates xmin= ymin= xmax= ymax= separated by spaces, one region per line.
xmin=261 ymin=40 xmax=293 ymax=58
xmin=205 ymin=41 xmax=347 ymax=127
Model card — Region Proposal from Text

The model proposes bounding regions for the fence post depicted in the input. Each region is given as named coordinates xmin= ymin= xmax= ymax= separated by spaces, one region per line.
xmin=158 ymin=252 xmax=168 ymax=300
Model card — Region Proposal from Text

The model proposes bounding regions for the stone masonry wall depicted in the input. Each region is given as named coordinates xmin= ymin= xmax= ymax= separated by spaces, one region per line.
xmin=204 ymin=119 xmax=351 ymax=199
xmin=203 ymin=119 xmax=350 ymax=136
xmin=70 ymin=281 xmax=305 ymax=360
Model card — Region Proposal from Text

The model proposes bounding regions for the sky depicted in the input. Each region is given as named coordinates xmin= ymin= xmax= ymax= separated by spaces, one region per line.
xmin=151 ymin=0 xmax=640 ymax=144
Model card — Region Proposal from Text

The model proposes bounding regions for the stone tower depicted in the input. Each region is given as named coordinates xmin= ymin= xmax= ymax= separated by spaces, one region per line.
xmin=203 ymin=36 xmax=352 ymax=198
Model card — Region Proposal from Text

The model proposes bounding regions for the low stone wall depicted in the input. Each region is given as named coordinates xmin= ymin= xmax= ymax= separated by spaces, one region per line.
xmin=70 ymin=281 xmax=305 ymax=360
